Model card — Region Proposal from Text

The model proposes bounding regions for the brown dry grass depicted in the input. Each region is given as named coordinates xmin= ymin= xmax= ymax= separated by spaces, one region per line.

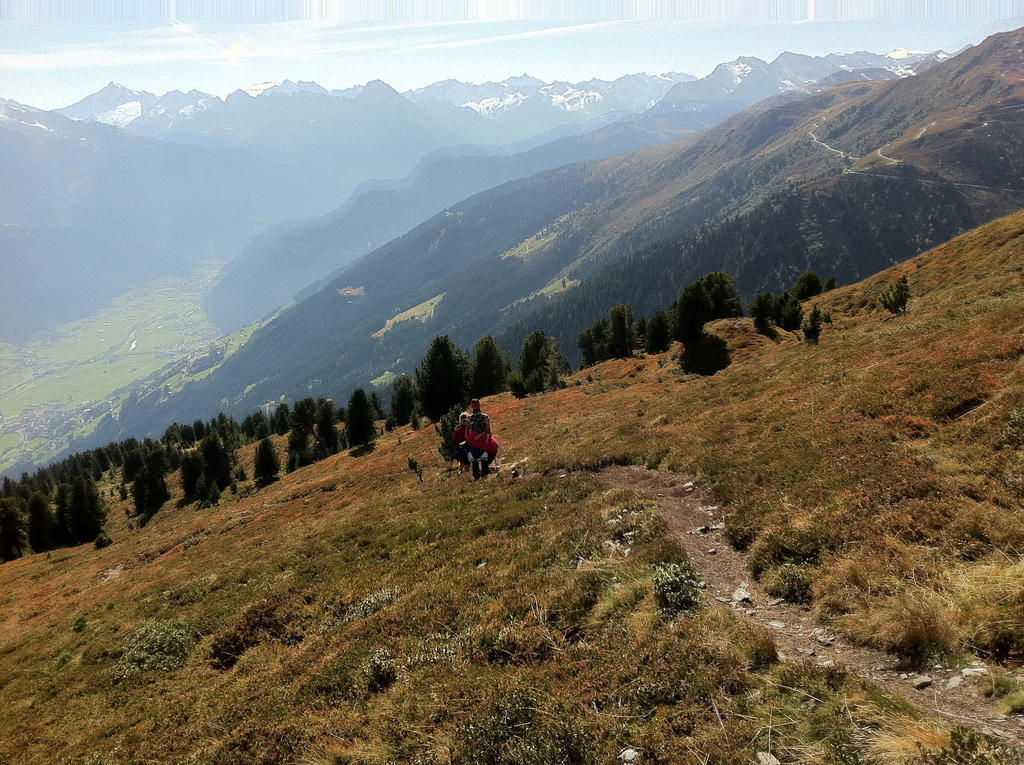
xmin=4 ymin=212 xmax=1024 ymax=761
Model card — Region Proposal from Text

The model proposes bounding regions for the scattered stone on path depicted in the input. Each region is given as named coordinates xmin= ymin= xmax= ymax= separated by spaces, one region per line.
xmin=962 ymin=667 xmax=988 ymax=678
xmin=945 ymin=676 xmax=964 ymax=690
xmin=817 ymin=660 xmax=836 ymax=669
xmin=733 ymin=585 xmax=753 ymax=604
xmin=811 ymin=628 xmax=835 ymax=646
xmin=766 ymin=598 xmax=784 ymax=607
xmin=756 ymin=751 xmax=781 ymax=765
xmin=768 ymin=621 xmax=786 ymax=630
xmin=618 ymin=747 xmax=641 ymax=762
xmin=913 ymin=676 xmax=934 ymax=690
xmin=707 ymin=548 xmax=717 ymax=555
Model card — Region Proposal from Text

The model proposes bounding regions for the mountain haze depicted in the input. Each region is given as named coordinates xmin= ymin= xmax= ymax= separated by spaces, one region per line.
xmin=203 ymin=52 xmax=929 ymax=333
xmin=82 ymin=29 xmax=1024 ymax=448
xmin=205 ymin=111 xmax=714 ymax=332
xmin=0 ymin=100 xmax=303 ymax=342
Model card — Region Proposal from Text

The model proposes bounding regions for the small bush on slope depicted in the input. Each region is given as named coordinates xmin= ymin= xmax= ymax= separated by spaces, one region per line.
xmin=114 ymin=620 xmax=196 ymax=681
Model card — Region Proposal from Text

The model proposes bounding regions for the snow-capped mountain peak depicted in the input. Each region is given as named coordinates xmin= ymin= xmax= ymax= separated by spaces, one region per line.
xmin=887 ymin=48 xmax=929 ymax=59
xmin=238 ymin=80 xmax=328 ymax=97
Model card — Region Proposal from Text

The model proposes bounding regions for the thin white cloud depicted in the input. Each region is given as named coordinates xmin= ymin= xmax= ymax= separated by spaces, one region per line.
xmin=401 ymin=20 xmax=626 ymax=51
xmin=0 ymin=18 xmax=608 ymax=71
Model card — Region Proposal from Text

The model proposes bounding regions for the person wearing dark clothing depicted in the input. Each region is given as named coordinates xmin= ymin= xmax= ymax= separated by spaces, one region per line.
xmin=466 ymin=399 xmax=495 ymax=479
xmin=453 ymin=412 xmax=470 ymax=473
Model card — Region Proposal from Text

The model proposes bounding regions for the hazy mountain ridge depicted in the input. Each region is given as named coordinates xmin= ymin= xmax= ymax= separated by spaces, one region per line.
xmin=651 ymin=48 xmax=946 ymax=116
xmin=205 ymin=110 xmax=715 ymax=333
xmin=201 ymin=52 xmax=930 ymax=333
xmin=0 ymin=100 xmax=305 ymax=342
xmin=78 ymin=29 xmax=1024 ymax=450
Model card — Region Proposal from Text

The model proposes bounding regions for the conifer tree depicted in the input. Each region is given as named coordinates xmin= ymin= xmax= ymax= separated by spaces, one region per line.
xmin=54 ymin=483 xmax=72 ymax=546
xmin=389 ymin=375 xmax=418 ymax=427
xmin=287 ymin=427 xmax=310 ymax=467
xmin=272 ymin=403 xmax=292 ymax=435
xmin=700 ymin=272 xmax=745 ymax=319
xmin=370 ymin=392 xmax=386 ymax=422
xmin=803 ymin=305 xmax=824 ymax=344
xmin=0 ymin=498 xmax=27 ymax=562
xmin=608 ymin=304 xmax=636 ymax=358
xmin=69 ymin=475 xmax=106 ymax=544
xmin=645 ymin=310 xmax=672 ymax=354
xmin=346 ymin=388 xmax=377 ymax=447
xmin=415 ymin=336 xmax=470 ymax=421
xmin=773 ymin=292 xmax=804 ymax=332
xmin=880 ymin=275 xmax=911 ymax=314
xmin=749 ymin=291 xmax=775 ymax=334
xmin=314 ymin=399 xmax=340 ymax=457
xmin=824 ymin=276 xmax=837 ymax=292
xmin=673 ymin=273 xmax=744 ymax=342
xmin=470 ymin=336 xmax=510 ymax=397
xmin=578 ymin=327 xmax=597 ymax=368
xmin=793 ymin=271 xmax=824 ymax=301
xmin=254 ymin=438 xmax=281 ymax=484
xmin=435 ymin=405 xmax=463 ymax=463
xmin=27 ymin=492 xmax=53 ymax=553
xmin=180 ymin=452 xmax=203 ymax=500
xmin=199 ymin=434 xmax=233 ymax=491
xmin=510 ymin=330 xmax=569 ymax=397
xmin=132 ymin=449 xmax=170 ymax=522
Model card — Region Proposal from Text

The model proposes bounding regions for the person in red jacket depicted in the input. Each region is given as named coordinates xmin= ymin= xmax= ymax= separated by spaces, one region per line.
xmin=465 ymin=399 xmax=495 ymax=480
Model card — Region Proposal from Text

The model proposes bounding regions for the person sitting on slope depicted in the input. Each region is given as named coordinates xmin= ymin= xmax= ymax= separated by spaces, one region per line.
xmin=465 ymin=399 xmax=495 ymax=480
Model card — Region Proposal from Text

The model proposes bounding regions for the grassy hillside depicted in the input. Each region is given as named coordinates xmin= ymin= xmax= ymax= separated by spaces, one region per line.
xmin=3 ymin=213 xmax=1024 ymax=762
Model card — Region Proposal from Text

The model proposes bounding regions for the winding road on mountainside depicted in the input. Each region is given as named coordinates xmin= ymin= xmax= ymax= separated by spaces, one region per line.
xmin=598 ymin=466 xmax=1024 ymax=750
xmin=807 ymin=116 xmax=1024 ymax=196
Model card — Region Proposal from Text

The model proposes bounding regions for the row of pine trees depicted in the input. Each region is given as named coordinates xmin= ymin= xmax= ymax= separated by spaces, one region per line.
xmin=576 ymin=270 xmax=838 ymax=368
xmin=0 ymin=325 xmax=569 ymax=563
xmin=1 ymin=267 xmax=910 ymax=563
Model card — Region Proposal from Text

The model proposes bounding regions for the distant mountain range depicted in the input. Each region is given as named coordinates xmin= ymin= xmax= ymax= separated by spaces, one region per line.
xmin=650 ymin=49 xmax=947 ymax=116
xmin=198 ymin=51 xmax=944 ymax=332
xmin=59 ymin=79 xmax=509 ymax=216
xmin=84 ymin=30 xmax=1022 ymax=449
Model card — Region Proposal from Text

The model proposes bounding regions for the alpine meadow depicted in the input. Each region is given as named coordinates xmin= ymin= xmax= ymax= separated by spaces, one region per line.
xmin=3 ymin=9 xmax=1024 ymax=765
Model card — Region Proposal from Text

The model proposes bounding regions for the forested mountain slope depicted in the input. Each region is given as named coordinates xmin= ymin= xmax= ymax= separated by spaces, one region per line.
xmin=205 ymin=111 xmax=708 ymax=332
xmin=3 ymin=212 xmax=1024 ymax=762
xmin=88 ymin=28 xmax=1024 ymax=444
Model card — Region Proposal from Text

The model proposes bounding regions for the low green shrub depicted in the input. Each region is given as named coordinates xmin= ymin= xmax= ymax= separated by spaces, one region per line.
xmin=762 ymin=564 xmax=813 ymax=604
xmin=114 ymin=620 xmax=195 ymax=681
xmin=652 ymin=561 xmax=701 ymax=616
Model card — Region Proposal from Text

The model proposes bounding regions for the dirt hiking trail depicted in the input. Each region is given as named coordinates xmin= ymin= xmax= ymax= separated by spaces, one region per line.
xmin=598 ymin=466 xmax=1024 ymax=749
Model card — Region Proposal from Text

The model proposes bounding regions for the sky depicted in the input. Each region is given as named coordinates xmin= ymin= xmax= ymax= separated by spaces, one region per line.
xmin=2 ymin=1 xmax=1024 ymax=109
